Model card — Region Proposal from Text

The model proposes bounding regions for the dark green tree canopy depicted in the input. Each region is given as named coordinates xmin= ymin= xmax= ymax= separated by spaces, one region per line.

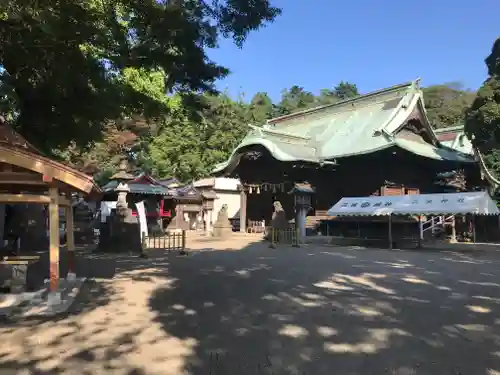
xmin=465 ymin=38 xmax=500 ymax=150
xmin=0 ymin=0 xmax=281 ymax=151
xmin=333 ymin=81 xmax=359 ymax=100
xmin=422 ymin=83 xmax=475 ymax=129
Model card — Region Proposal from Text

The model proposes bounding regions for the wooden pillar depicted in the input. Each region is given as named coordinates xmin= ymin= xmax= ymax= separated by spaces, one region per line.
xmin=239 ymin=184 xmax=247 ymax=233
xmin=0 ymin=204 xmax=5 ymax=246
xmin=48 ymin=187 xmax=60 ymax=294
xmin=66 ymin=202 xmax=76 ymax=279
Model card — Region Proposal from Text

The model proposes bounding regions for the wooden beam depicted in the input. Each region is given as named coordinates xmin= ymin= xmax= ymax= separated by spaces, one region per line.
xmin=58 ymin=195 xmax=71 ymax=207
xmin=49 ymin=187 xmax=60 ymax=293
xmin=0 ymin=171 xmax=46 ymax=186
xmin=0 ymin=191 xmax=69 ymax=206
xmin=0 ymin=193 xmax=50 ymax=204
xmin=0 ymin=163 xmax=12 ymax=172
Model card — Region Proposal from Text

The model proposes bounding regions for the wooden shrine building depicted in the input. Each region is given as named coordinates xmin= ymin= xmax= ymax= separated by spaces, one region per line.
xmin=0 ymin=119 xmax=100 ymax=302
xmin=164 ymin=183 xmax=217 ymax=232
xmin=101 ymin=174 xmax=217 ymax=233
xmin=101 ymin=173 xmax=173 ymax=233
xmin=212 ymin=80 xmax=483 ymax=233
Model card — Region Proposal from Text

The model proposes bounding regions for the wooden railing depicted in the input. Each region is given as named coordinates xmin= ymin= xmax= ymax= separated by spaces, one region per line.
xmin=268 ymin=227 xmax=301 ymax=248
xmin=142 ymin=231 xmax=187 ymax=255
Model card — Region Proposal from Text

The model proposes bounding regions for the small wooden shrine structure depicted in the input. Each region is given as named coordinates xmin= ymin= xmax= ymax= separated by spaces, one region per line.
xmin=166 ymin=183 xmax=217 ymax=231
xmin=0 ymin=119 xmax=100 ymax=302
xmin=101 ymin=173 xmax=173 ymax=229
xmin=101 ymin=174 xmax=217 ymax=233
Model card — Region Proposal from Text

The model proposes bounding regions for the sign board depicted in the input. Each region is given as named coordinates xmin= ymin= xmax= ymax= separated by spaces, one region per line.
xmin=327 ymin=191 xmax=500 ymax=216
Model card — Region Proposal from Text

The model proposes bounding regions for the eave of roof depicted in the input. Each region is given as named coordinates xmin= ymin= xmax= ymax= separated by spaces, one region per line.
xmin=101 ymin=180 xmax=171 ymax=196
xmin=158 ymin=177 xmax=181 ymax=188
xmin=433 ymin=124 xmax=465 ymax=134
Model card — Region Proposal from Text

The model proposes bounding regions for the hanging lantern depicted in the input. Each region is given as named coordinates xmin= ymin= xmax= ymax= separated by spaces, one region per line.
xmin=249 ymin=185 xmax=253 ymax=194
xmin=256 ymin=185 xmax=260 ymax=194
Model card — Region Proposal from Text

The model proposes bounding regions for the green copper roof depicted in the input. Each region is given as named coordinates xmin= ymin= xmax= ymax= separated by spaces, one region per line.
xmin=213 ymin=80 xmax=475 ymax=174
xmin=101 ymin=176 xmax=172 ymax=196
xmin=434 ymin=124 xmax=473 ymax=155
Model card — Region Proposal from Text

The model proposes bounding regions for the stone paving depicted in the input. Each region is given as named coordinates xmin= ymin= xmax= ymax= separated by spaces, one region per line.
xmin=0 ymin=236 xmax=500 ymax=374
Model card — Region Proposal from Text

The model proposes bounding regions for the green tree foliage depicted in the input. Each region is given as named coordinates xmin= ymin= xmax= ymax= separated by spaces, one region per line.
xmin=0 ymin=0 xmax=281 ymax=152
xmin=333 ymin=81 xmax=359 ymax=100
xmin=248 ymin=92 xmax=273 ymax=124
xmin=276 ymin=85 xmax=316 ymax=115
xmin=271 ymin=81 xmax=360 ymax=118
xmin=465 ymin=38 xmax=500 ymax=149
xmin=422 ymin=83 xmax=476 ymax=129
xmin=148 ymin=94 xmax=248 ymax=181
xmin=52 ymin=67 xmax=173 ymax=183
xmin=464 ymin=38 xmax=500 ymax=178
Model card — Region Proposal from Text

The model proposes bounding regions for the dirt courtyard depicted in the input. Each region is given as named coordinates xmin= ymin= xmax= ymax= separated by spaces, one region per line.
xmin=1 ymin=236 xmax=500 ymax=374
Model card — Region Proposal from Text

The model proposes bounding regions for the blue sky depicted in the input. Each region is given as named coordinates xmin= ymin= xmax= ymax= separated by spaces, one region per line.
xmin=209 ymin=0 xmax=499 ymax=102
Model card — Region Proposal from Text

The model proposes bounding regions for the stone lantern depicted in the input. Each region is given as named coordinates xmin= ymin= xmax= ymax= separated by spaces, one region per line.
xmin=289 ymin=182 xmax=315 ymax=242
xmin=110 ymin=159 xmax=135 ymax=219
xmin=99 ymin=158 xmax=142 ymax=254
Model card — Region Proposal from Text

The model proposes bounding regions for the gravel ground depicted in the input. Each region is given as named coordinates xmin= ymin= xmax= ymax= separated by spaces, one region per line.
xmin=0 ymin=237 xmax=500 ymax=375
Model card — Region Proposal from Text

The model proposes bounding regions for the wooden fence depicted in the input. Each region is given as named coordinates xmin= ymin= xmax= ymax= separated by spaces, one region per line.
xmin=142 ymin=230 xmax=187 ymax=255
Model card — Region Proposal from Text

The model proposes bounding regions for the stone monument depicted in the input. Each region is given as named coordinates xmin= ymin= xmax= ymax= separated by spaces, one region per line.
xmin=268 ymin=201 xmax=290 ymax=247
xmin=212 ymin=204 xmax=232 ymax=239
xmin=270 ymin=201 xmax=288 ymax=230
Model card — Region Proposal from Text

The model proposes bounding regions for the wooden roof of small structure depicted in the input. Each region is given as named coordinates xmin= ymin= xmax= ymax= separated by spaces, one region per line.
xmin=0 ymin=118 xmax=101 ymax=195
xmin=101 ymin=173 xmax=173 ymax=196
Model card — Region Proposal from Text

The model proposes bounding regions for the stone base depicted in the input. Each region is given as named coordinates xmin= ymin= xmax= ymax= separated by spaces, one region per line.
xmin=47 ymin=291 xmax=62 ymax=306
xmin=10 ymin=284 xmax=25 ymax=294
xmin=0 ymin=277 xmax=86 ymax=319
xmin=212 ymin=226 xmax=232 ymax=239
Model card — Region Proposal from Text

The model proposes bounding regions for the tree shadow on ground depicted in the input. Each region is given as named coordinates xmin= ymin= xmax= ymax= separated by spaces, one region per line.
xmin=0 ymin=241 xmax=500 ymax=374
xmin=149 ymin=243 xmax=500 ymax=375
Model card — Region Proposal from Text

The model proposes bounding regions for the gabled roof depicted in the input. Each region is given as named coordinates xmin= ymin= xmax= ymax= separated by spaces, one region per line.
xmin=172 ymin=183 xmax=202 ymax=202
xmin=0 ymin=121 xmax=40 ymax=154
xmin=0 ymin=120 xmax=100 ymax=195
xmin=101 ymin=173 xmax=172 ymax=196
xmin=201 ymin=190 xmax=218 ymax=199
xmin=193 ymin=177 xmax=215 ymax=188
xmin=289 ymin=182 xmax=315 ymax=195
xmin=213 ymin=80 xmax=475 ymax=175
xmin=158 ymin=177 xmax=181 ymax=187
